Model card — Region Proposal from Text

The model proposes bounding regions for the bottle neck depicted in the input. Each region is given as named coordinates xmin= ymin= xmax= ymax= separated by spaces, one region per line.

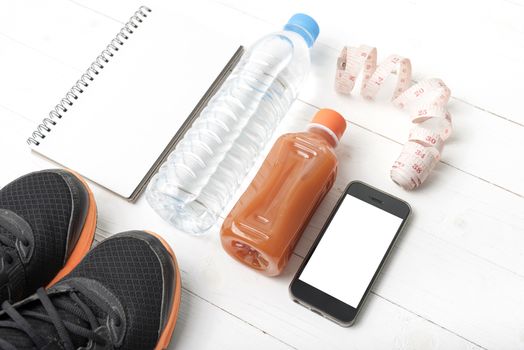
xmin=283 ymin=26 xmax=314 ymax=48
xmin=307 ymin=123 xmax=339 ymax=148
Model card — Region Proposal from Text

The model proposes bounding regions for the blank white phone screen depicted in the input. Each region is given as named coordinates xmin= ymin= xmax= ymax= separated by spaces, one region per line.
xmin=300 ymin=194 xmax=403 ymax=308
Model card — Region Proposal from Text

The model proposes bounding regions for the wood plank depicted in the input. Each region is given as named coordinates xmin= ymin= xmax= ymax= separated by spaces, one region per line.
xmin=0 ymin=106 xmax=482 ymax=349
xmin=109 ymin=228 xmax=298 ymax=349
xmin=223 ymin=102 xmax=524 ymax=350
xmin=206 ymin=0 xmax=524 ymax=127
xmin=0 ymin=101 xmax=510 ymax=349
xmin=73 ymin=101 xmax=524 ymax=349
xmin=92 ymin=235 xmax=295 ymax=350
xmin=171 ymin=289 xmax=293 ymax=350
xmin=1 ymin=1 xmax=522 ymax=348
xmin=5 ymin=0 xmax=523 ymax=198
xmin=62 ymin=0 xmax=524 ymax=127
xmin=0 ymin=0 xmax=122 ymax=70
xmin=188 ymin=0 xmax=524 ymax=196
xmin=0 ymin=111 xmax=296 ymax=350
xmin=0 ymin=34 xmax=80 ymax=123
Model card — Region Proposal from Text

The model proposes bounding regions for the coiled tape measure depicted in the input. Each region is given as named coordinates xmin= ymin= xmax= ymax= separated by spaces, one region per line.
xmin=335 ymin=45 xmax=452 ymax=190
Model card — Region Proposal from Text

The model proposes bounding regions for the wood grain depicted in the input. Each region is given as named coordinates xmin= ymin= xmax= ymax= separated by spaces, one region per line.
xmin=1 ymin=0 xmax=523 ymax=349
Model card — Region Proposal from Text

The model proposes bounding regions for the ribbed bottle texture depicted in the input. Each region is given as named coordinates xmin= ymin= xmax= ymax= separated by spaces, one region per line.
xmin=147 ymin=15 xmax=318 ymax=234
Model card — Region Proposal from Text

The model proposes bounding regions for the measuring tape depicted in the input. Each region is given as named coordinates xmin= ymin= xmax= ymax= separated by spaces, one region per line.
xmin=335 ymin=45 xmax=452 ymax=190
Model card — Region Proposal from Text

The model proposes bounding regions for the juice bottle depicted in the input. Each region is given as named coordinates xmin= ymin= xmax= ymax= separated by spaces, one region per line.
xmin=220 ymin=109 xmax=347 ymax=276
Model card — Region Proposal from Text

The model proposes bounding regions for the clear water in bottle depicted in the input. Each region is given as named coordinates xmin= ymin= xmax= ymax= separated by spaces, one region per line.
xmin=147 ymin=14 xmax=320 ymax=234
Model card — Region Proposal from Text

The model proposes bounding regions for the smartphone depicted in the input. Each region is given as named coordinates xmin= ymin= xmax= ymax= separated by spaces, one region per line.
xmin=289 ymin=181 xmax=411 ymax=327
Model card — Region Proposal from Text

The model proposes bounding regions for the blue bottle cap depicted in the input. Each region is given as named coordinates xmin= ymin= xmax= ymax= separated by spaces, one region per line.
xmin=284 ymin=13 xmax=319 ymax=48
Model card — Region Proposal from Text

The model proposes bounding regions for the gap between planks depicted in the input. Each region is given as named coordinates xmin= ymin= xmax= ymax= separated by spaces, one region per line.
xmin=66 ymin=0 xmax=524 ymax=129
xmin=297 ymin=99 xmax=524 ymax=200
xmin=93 ymin=227 xmax=296 ymax=349
xmin=95 ymin=223 xmax=485 ymax=350
xmin=60 ymin=0 xmax=523 ymax=201
xmin=0 ymin=79 xmax=488 ymax=350
xmin=10 ymin=1 xmax=519 ymax=347
xmin=0 ymin=24 xmax=510 ymax=349
xmin=212 ymin=0 xmax=524 ymax=128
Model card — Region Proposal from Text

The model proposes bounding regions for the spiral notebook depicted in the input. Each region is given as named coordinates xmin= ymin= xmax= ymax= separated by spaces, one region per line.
xmin=27 ymin=6 xmax=243 ymax=201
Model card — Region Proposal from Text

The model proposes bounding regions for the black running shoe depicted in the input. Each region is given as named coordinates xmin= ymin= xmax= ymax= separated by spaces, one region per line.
xmin=0 ymin=169 xmax=97 ymax=304
xmin=0 ymin=230 xmax=181 ymax=350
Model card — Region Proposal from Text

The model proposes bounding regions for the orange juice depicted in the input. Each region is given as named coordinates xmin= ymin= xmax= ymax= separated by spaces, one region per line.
xmin=220 ymin=109 xmax=347 ymax=276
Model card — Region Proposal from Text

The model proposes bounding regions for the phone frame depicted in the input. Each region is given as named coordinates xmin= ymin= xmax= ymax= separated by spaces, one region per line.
xmin=289 ymin=181 xmax=411 ymax=327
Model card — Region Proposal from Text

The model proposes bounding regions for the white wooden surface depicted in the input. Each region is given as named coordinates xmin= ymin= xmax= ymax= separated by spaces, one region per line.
xmin=1 ymin=0 xmax=523 ymax=349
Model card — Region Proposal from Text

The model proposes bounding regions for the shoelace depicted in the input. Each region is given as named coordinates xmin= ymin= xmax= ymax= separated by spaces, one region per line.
xmin=0 ymin=287 xmax=121 ymax=350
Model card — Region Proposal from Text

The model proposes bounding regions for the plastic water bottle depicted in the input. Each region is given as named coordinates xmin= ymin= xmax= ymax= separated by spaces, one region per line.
xmin=147 ymin=14 xmax=320 ymax=234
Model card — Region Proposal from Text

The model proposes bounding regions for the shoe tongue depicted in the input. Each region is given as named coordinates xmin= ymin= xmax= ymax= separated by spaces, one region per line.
xmin=0 ymin=290 xmax=106 ymax=349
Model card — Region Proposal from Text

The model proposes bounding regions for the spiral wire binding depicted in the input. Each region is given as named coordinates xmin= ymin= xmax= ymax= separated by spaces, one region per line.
xmin=27 ymin=6 xmax=152 ymax=146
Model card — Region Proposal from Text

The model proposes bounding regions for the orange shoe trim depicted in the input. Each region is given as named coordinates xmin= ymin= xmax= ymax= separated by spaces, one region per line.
xmin=47 ymin=170 xmax=97 ymax=287
xmin=146 ymin=230 xmax=182 ymax=350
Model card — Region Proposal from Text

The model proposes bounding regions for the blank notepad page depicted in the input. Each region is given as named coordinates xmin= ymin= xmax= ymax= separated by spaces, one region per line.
xmin=30 ymin=6 xmax=240 ymax=199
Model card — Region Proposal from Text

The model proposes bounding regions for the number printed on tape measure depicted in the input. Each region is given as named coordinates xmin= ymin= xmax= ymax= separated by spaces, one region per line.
xmin=335 ymin=44 xmax=452 ymax=190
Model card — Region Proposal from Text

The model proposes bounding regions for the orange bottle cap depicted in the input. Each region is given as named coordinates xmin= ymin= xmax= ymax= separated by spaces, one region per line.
xmin=310 ymin=108 xmax=347 ymax=141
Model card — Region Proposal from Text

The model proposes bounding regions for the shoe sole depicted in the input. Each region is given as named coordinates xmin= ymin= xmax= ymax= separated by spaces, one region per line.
xmin=146 ymin=230 xmax=182 ymax=350
xmin=47 ymin=170 xmax=97 ymax=287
